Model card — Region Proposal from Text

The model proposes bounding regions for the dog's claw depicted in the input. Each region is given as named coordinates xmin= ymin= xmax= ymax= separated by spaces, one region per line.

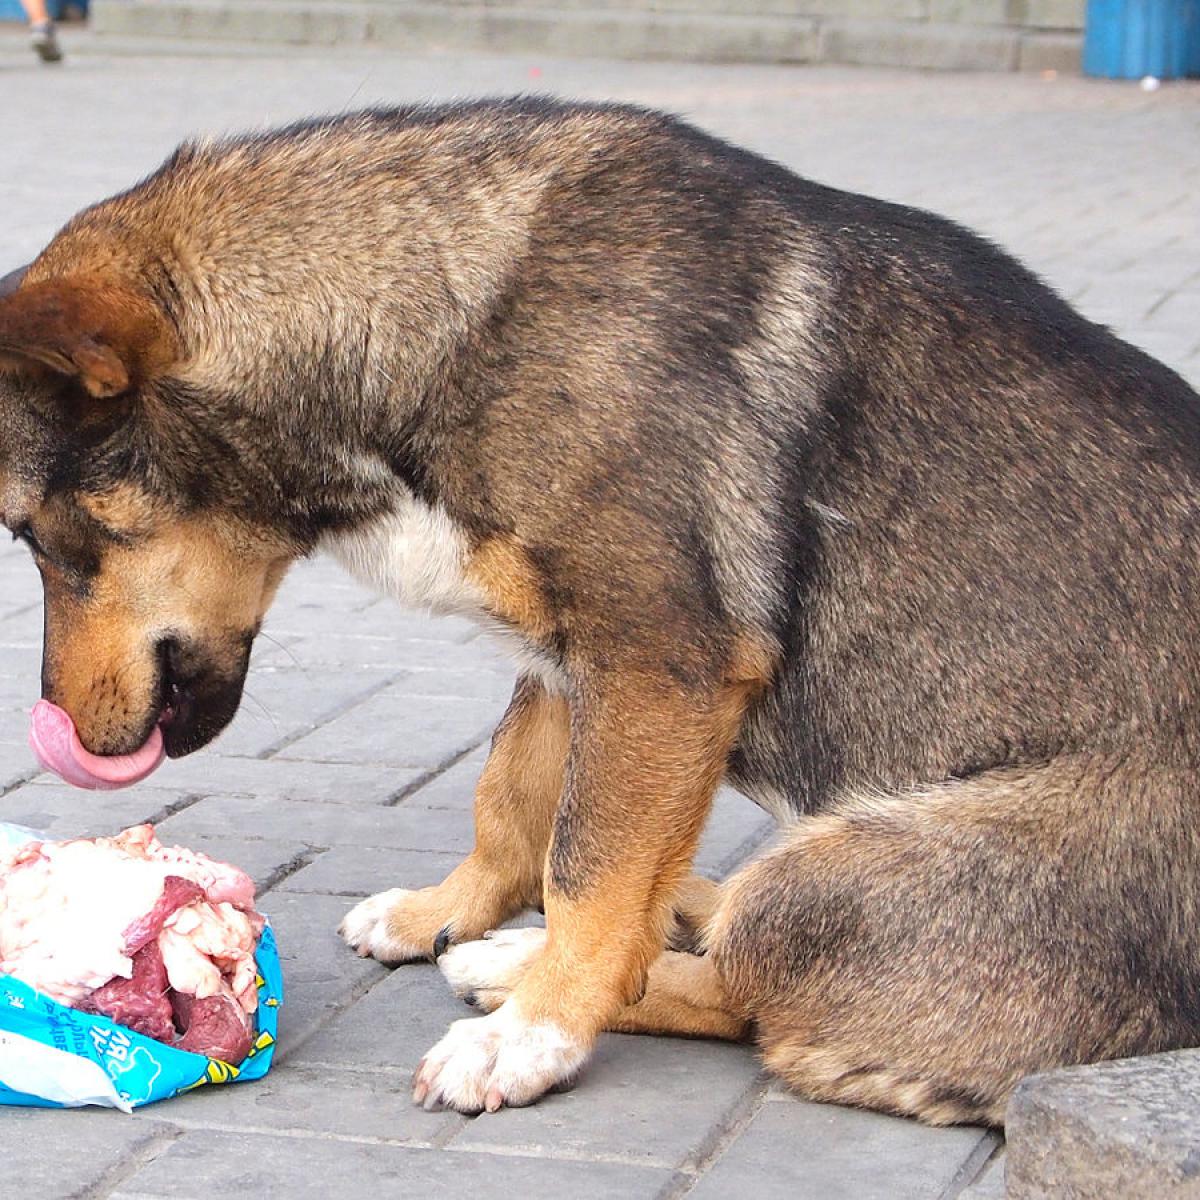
xmin=433 ymin=925 xmax=452 ymax=959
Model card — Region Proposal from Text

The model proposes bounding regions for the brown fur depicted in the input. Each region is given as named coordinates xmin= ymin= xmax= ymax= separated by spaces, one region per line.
xmin=3 ymin=99 xmax=1200 ymax=1125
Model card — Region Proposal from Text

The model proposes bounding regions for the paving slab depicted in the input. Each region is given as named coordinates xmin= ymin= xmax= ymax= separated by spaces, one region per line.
xmin=1006 ymin=1049 xmax=1200 ymax=1199
xmin=275 ymin=688 xmax=502 ymax=768
xmin=156 ymin=794 xmax=478 ymax=855
xmin=249 ymin=890 xmax=390 ymax=1057
xmin=448 ymin=1033 xmax=765 ymax=1170
xmin=276 ymin=845 xmax=467 ymax=896
xmin=109 ymin=1127 xmax=673 ymax=1200
xmin=689 ymin=1098 xmax=996 ymax=1200
xmin=285 ymin=958 xmax=475 ymax=1073
xmin=149 ymin=1061 xmax=459 ymax=1147
xmin=2 ymin=1108 xmax=180 ymax=1198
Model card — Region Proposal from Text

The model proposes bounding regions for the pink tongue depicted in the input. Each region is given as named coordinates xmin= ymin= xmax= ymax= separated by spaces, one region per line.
xmin=29 ymin=699 xmax=166 ymax=790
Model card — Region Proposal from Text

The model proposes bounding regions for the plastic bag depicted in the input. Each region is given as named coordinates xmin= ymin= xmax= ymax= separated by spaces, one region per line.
xmin=0 ymin=823 xmax=283 ymax=1111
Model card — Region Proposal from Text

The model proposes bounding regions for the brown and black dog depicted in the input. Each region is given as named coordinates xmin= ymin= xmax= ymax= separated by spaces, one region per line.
xmin=2 ymin=100 xmax=1199 ymax=1125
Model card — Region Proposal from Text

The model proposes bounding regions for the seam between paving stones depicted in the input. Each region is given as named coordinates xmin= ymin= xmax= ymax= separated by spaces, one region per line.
xmin=76 ymin=1124 xmax=183 ymax=1200
xmin=258 ymin=844 xmax=330 ymax=894
xmin=141 ymin=793 xmax=207 ymax=827
xmin=0 ymin=766 xmax=41 ymax=799
xmin=252 ymin=671 xmax=404 ymax=761
xmin=713 ymin=818 xmax=779 ymax=879
xmin=272 ymin=971 xmax=395 ymax=1067
xmin=386 ymin=735 xmax=494 ymax=807
xmin=133 ymin=1120 xmax=449 ymax=1151
xmin=660 ymin=1077 xmax=771 ymax=1199
xmin=440 ymin=1137 xmax=700 ymax=1172
xmin=938 ymin=1131 xmax=1005 ymax=1199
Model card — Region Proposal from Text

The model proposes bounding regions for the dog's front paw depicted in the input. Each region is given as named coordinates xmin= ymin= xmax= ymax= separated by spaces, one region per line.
xmin=412 ymin=1004 xmax=589 ymax=1113
xmin=339 ymin=889 xmax=436 ymax=964
xmin=438 ymin=927 xmax=546 ymax=1010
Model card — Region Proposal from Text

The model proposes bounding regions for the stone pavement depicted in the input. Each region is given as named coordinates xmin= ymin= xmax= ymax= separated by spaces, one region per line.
xmin=0 ymin=38 xmax=1198 ymax=1199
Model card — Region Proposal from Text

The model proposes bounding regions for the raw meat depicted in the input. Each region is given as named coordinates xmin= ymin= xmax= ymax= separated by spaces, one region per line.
xmin=0 ymin=824 xmax=263 ymax=1063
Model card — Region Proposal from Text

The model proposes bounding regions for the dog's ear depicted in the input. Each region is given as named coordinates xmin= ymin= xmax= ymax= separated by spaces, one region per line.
xmin=0 ymin=274 xmax=177 ymax=399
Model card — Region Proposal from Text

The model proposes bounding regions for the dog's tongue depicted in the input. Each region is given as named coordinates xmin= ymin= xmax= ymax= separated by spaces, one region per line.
xmin=29 ymin=700 xmax=165 ymax=790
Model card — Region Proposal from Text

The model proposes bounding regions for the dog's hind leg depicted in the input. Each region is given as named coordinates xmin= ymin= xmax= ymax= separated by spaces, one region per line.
xmin=340 ymin=674 xmax=568 ymax=963
xmin=440 ymin=926 xmax=750 ymax=1040
xmin=710 ymin=755 xmax=1200 ymax=1126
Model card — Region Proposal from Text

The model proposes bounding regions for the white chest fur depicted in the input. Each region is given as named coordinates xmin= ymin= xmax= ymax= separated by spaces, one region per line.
xmin=321 ymin=494 xmax=487 ymax=618
xmin=321 ymin=496 xmax=570 ymax=694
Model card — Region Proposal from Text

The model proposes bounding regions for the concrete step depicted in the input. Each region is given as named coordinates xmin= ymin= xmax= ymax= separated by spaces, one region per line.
xmin=89 ymin=0 xmax=1082 ymax=71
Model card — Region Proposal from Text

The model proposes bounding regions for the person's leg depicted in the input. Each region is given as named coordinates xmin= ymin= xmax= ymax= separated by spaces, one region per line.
xmin=21 ymin=0 xmax=63 ymax=63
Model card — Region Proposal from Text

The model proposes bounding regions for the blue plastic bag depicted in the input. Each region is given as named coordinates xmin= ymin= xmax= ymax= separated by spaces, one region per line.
xmin=0 ymin=824 xmax=283 ymax=1111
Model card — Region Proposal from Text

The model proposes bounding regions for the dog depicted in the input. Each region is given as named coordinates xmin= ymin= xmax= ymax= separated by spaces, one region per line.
xmin=2 ymin=98 xmax=1199 ymax=1125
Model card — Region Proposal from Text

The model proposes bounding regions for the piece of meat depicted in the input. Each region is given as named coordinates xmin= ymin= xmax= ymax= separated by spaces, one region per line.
xmin=174 ymin=988 xmax=254 ymax=1064
xmin=81 ymin=941 xmax=176 ymax=1044
xmin=0 ymin=824 xmax=266 ymax=1063
xmin=121 ymin=875 xmax=205 ymax=955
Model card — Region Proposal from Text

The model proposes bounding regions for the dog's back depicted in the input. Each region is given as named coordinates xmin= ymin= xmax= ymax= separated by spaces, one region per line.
xmin=7 ymin=99 xmax=1200 ymax=1125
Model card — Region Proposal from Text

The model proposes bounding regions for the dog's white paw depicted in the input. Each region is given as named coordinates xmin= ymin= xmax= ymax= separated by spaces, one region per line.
xmin=338 ymin=889 xmax=429 ymax=964
xmin=439 ymin=927 xmax=547 ymax=1003
xmin=412 ymin=1003 xmax=589 ymax=1113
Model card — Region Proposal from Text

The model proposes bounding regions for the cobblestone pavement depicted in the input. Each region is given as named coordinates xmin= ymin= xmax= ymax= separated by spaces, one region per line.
xmin=1 ymin=35 xmax=1198 ymax=1198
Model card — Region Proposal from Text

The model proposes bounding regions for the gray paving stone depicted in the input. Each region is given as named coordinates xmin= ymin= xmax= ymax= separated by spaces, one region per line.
xmin=275 ymin=689 xmax=501 ymax=767
xmin=690 ymin=1097 xmax=994 ymax=1200
xmin=150 ymin=1061 xmax=459 ymax=1147
xmin=250 ymin=890 xmax=390 ymax=1056
xmin=207 ymin=663 xmax=400 ymax=758
xmin=0 ymin=780 xmax=192 ymax=837
xmin=404 ymin=745 xmax=491 ymax=811
xmin=285 ymin=959 xmax=476 ymax=1073
xmin=2 ymin=1108 xmax=180 ymax=1196
xmin=110 ymin=1127 xmax=672 ymax=1199
xmin=276 ymin=845 xmax=465 ymax=896
xmin=157 ymin=794 xmax=477 ymax=855
xmin=159 ymin=832 xmax=315 ymax=892
xmin=1006 ymin=1049 xmax=1200 ymax=1199
xmin=449 ymin=1033 xmax=764 ymax=1169
xmin=136 ymin=753 xmax=426 ymax=805
xmin=960 ymin=1149 xmax=1007 ymax=1199
xmin=694 ymin=786 xmax=777 ymax=879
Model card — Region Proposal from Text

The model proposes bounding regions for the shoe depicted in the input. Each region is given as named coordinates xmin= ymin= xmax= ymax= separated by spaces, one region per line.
xmin=30 ymin=21 xmax=63 ymax=63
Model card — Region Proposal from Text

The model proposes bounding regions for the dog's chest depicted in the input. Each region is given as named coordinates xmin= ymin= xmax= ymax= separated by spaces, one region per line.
xmin=321 ymin=497 xmax=569 ymax=693
xmin=322 ymin=495 xmax=487 ymax=618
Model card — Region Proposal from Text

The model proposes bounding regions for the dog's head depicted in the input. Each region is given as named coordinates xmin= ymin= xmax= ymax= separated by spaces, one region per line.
xmin=0 ymin=264 xmax=297 ymax=761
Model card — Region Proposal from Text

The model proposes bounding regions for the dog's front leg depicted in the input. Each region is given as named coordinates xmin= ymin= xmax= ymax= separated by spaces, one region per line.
xmin=412 ymin=667 xmax=751 ymax=1112
xmin=339 ymin=674 xmax=568 ymax=962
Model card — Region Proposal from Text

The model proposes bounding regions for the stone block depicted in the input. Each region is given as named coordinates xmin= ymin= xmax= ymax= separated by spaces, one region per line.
xmin=111 ymin=1127 xmax=673 ymax=1199
xmin=275 ymin=689 xmax=501 ymax=768
xmin=275 ymin=845 xmax=465 ymax=895
xmin=138 ymin=754 xmax=425 ymax=806
xmin=3 ymin=1108 xmax=179 ymax=1197
xmin=156 ymin=794 xmax=478 ymax=856
xmin=1007 ymin=1050 xmax=1200 ymax=1199
xmin=690 ymin=1097 xmax=995 ymax=1199
xmin=452 ymin=1033 xmax=764 ymax=1170
xmin=0 ymin=780 xmax=191 ymax=838
xmin=152 ymin=1061 xmax=459 ymax=1146
xmin=249 ymin=890 xmax=390 ymax=1056
xmin=205 ymin=664 xmax=400 ymax=758
xmin=285 ymin=958 xmax=474 ymax=1072
xmin=1018 ymin=30 xmax=1081 ymax=72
